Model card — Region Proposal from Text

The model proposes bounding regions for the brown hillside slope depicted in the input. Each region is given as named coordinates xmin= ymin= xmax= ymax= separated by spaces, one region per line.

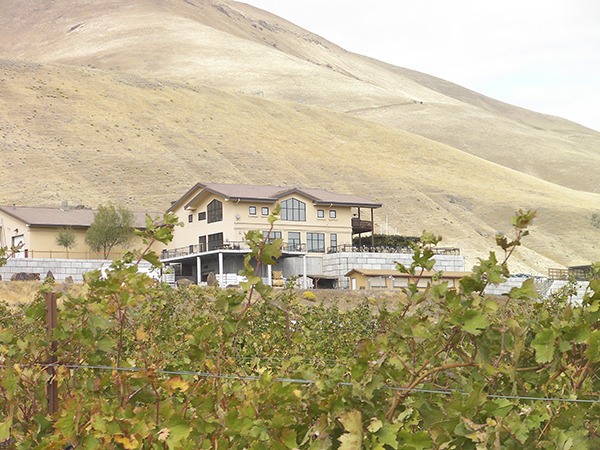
xmin=0 ymin=61 xmax=598 ymax=274
xmin=0 ymin=0 xmax=598 ymax=194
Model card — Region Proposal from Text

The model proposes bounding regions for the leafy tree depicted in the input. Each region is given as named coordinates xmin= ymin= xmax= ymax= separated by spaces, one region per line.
xmin=55 ymin=227 xmax=77 ymax=257
xmin=85 ymin=204 xmax=134 ymax=258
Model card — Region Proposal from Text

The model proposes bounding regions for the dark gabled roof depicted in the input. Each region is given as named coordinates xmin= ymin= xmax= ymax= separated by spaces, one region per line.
xmin=168 ymin=182 xmax=382 ymax=212
xmin=0 ymin=206 xmax=157 ymax=229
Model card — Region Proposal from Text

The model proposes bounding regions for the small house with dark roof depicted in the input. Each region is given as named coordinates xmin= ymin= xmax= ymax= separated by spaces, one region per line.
xmin=0 ymin=205 xmax=158 ymax=260
xmin=162 ymin=182 xmax=382 ymax=287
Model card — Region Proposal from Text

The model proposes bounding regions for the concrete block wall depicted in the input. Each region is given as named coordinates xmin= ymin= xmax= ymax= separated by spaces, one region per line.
xmin=546 ymin=280 xmax=589 ymax=304
xmin=0 ymin=258 xmax=153 ymax=283
xmin=322 ymin=252 xmax=465 ymax=289
xmin=484 ymin=277 xmax=589 ymax=304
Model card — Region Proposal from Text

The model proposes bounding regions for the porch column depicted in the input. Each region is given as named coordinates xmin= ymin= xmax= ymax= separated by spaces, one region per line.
xmin=196 ymin=256 xmax=202 ymax=285
xmin=302 ymin=254 xmax=308 ymax=289
xmin=218 ymin=252 xmax=224 ymax=284
xmin=267 ymin=264 xmax=272 ymax=287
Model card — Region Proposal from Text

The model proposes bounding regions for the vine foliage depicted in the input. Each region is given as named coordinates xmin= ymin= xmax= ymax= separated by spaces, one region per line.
xmin=0 ymin=210 xmax=598 ymax=448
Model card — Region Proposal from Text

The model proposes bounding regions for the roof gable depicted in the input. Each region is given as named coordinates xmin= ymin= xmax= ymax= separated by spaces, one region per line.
xmin=168 ymin=182 xmax=382 ymax=212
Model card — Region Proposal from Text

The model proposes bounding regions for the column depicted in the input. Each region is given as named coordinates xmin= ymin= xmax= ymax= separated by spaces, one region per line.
xmin=218 ymin=252 xmax=224 ymax=285
xmin=196 ymin=256 xmax=202 ymax=285
xmin=267 ymin=264 xmax=272 ymax=287
xmin=302 ymin=254 xmax=308 ymax=289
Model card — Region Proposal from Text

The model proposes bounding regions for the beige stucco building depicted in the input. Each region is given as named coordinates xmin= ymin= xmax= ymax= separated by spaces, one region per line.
xmin=0 ymin=205 xmax=158 ymax=260
xmin=162 ymin=183 xmax=382 ymax=286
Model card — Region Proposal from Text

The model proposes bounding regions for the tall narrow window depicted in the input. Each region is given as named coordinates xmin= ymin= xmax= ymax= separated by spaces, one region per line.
xmin=280 ymin=198 xmax=306 ymax=222
xmin=288 ymin=232 xmax=301 ymax=251
xmin=330 ymin=233 xmax=337 ymax=253
xmin=207 ymin=199 xmax=223 ymax=223
xmin=307 ymin=232 xmax=325 ymax=253
xmin=198 ymin=235 xmax=207 ymax=252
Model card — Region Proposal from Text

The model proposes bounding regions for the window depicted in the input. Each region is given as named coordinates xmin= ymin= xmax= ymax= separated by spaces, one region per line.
xmin=207 ymin=232 xmax=224 ymax=251
xmin=307 ymin=232 xmax=325 ymax=253
xmin=317 ymin=209 xmax=325 ymax=219
xmin=288 ymin=232 xmax=301 ymax=251
xmin=263 ymin=230 xmax=282 ymax=242
xmin=198 ymin=235 xmax=206 ymax=252
xmin=207 ymin=199 xmax=223 ymax=223
xmin=249 ymin=206 xmax=257 ymax=215
xmin=261 ymin=207 xmax=269 ymax=216
xmin=188 ymin=214 xmax=193 ymax=223
xmin=329 ymin=210 xmax=337 ymax=219
xmin=370 ymin=277 xmax=387 ymax=289
xmin=280 ymin=198 xmax=306 ymax=222
xmin=198 ymin=211 xmax=206 ymax=221
xmin=330 ymin=233 xmax=337 ymax=253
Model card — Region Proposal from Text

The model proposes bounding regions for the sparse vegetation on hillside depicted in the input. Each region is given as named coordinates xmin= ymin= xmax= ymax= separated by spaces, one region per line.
xmin=0 ymin=0 xmax=599 ymax=272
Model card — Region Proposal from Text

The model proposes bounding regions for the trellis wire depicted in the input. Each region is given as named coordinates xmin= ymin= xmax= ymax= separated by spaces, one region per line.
xmin=2 ymin=362 xmax=597 ymax=404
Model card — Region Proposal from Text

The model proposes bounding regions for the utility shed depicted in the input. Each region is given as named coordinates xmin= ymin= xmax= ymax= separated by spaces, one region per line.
xmin=345 ymin=269 xmax=468 ymax=291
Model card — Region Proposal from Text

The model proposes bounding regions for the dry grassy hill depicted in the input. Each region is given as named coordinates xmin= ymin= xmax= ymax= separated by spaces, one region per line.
xmin=0 ymin=0 xmax=599 ymax=273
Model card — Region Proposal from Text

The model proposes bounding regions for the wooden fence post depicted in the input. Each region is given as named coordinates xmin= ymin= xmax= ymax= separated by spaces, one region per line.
xmin=45 ymin=292 xmax=58 ymax=415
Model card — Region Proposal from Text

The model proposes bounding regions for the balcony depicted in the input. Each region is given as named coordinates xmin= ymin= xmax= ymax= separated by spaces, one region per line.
xmin=161 ymin=241 xmax=307 ymax=260
xmin=352 ymin=217 xmax=374 ymax=234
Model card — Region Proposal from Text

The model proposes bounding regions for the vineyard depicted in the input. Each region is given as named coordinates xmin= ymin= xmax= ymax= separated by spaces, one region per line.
xmin=0 ymin=211 xmax=598 ymax=448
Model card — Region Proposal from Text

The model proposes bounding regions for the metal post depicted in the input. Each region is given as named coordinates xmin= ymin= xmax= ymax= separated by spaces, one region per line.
xmin=371 ymin=208 xmax=375 ymax=247
xmin=45 ymin=292 xmax=58 ymax=415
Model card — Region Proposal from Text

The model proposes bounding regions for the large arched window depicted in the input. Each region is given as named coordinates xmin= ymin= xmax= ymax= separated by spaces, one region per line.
xmin=206 ymin=199 xmax=223 ymax=223
xmin=280 ymin=198 xmax=306 ymax=221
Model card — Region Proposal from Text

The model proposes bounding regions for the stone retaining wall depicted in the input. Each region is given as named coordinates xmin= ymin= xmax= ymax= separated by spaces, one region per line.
xmin=0 ymin=258 xmax=152 ymax=283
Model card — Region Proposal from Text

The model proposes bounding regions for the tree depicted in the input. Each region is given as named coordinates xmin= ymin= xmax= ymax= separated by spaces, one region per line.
xmin=56 ymin=227 xmax=77 ymax=258
xmin=85 ymin=204 xmax=134 ymax=259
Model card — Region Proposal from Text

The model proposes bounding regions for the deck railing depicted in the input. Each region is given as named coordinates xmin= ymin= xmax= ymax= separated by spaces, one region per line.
xmin=328 ymin=244 xmax=460 ymax=255
xmin=162 ymin=242 xmax=459 ymax=259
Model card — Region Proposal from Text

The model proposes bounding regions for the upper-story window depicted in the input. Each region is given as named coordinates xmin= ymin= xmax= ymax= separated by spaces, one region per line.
xmin=198 ymin=211 xmax=206 ymax=221
xmin=329 ymin=210 xmax=337 ymax=219
xmin=317 ymin=209 xmax=325 ymax=219
xmin=261 ymin=207 xmax=270 ymax=216
xmin=249 ymin=206 xmax=257 ymax=216
xmin=280 ymin=198 xmax=306 ymax=222
xmin=207 ymin=199 xmax=223 ymax=223
xmin=188 ymin=214 xmax=193 ymax=223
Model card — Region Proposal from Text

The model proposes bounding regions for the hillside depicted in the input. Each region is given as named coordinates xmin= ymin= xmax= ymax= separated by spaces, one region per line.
xmin=0 ymin=0 xmax=599 ymax=273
